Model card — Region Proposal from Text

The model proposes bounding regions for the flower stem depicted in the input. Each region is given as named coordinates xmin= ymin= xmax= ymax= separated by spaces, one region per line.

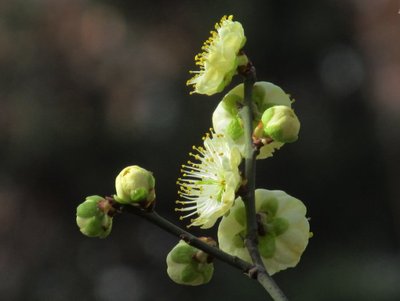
xmin=241 ymin=64 xmax=258 ymax=246
xmin=239 ymin=63 xmax=289 ymax=301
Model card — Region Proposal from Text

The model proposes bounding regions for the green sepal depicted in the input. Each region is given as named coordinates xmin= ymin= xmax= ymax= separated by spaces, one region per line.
xmin=76 ymin=215 xmax=112 ymax=239
xmin=76 ymin=201 xmax=99 ymax=218
xmin=258 ymin=233 xmax=276 ymax=258
xmin=181 ymin=264 xmax=199 ymax=283
xmin=85 ymin=195 xmax=105 ymax=202
xmin=76 ymin=195 xmax=105 ymax=218
xmin=170 ymin=245 xmax=195 ymax=264
xmin=166 ymin=240 xmax=214 ymax=286
xmin=233 ymin=204 xmax=246 ymax=227
xmin=227 ymin=118 xmax=244 ymax=140
xmin=81 ymin=217 xmax=102 ymax=236
xmin=270 ymin=217 xmax=289 ymax=236
xmin=130 ymin=188 xmax=148 ymax=202
xmin=259 ymin=197 xmax=278 ymax=218
xmin=200 ymin=263 xmax=214 ymax=284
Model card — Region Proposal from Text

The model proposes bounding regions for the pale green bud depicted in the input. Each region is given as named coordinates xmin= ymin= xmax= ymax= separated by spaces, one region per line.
xmin=166 ymin=239 xmax=214 ymax=286
xmin=218 ymin=189 xmax=310 ymax=275
xmin=114 ymin=165 xmax=155 ymax=205
xmin=76 ymin=195 xmax=113 ymax=238
xmin=261 ymin=106 xmax=300 ymax=143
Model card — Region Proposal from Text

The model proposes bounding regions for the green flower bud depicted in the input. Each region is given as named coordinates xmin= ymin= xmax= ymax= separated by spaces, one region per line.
xmin=218 ymin=189 xmax=310 ymax=275
xmin=114 ymin=165 xmax=156 ymax=205
xmin=212 ymin=81 xmax=293 ymax=159
xmin=261 ymin=106 xmax=300 ymax=143
xmin=166 ymin=240 xmax=214 ymax=286
xmin=76 ymin=195 xmax=113 ymax=238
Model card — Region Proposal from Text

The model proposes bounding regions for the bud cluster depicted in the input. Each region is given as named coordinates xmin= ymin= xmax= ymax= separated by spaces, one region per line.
xmin=76 ymin=165 xmax=156 ymax=238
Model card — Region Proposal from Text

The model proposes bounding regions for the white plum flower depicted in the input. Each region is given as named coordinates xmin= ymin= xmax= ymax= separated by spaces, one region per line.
xmin=176 ymin=130 xmax=242 ymax=229
xmin=187 ymin=15 xmax=247 ymax=95
xmin=218 ymin=189 xmax=310 ymax=275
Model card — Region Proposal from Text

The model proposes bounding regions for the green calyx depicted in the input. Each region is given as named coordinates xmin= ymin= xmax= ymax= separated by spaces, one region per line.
xmin=271 ymin=217 xmax=289 ymax=236
xmin=181 ymin=262 xmax=213 ymax=284
xmin=130 ymin=188 xmax=149 ymax=202
xmin=258 ymin=196 xmax=289 ymax=237
xmin=76 ymin=196 xmax=113 ymax=238
xmin=230 ymin=193 xmax=290 ymax=258
xmin=259 ymin=197 xmax=278 ymax=217
xmin=233 ymin=203 xmax=246 ymax=227
xmin=261 ymin=105 xmax=300 ymax=143
xmin=169 ymin=244 xmax=194 ymax=264
xmin=218 ymin=189 xmax=310 ymax=275
xmin=227 ymin=117 xmax=244 ymax=140
xmin=258 ymin=233 xmax=276 ymax=258
xmin=76 ymin=195 xmax=103 ymax=218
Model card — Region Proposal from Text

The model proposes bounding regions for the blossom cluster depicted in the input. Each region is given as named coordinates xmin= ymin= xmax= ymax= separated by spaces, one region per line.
xmin=174 ymin=15 xmax=309 ymax=281
xmin=75 ymin=15 xmax=311 ymax=289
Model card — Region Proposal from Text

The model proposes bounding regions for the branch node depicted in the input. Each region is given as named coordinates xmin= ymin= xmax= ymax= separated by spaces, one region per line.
xmin=248 ymin=266 xmax=259 ymax=279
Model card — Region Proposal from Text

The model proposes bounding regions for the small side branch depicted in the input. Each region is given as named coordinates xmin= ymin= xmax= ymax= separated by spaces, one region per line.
xmin=119 ymin=203 xmax=286 ymax=300
xmin=120 ymin=204 xmax=252 ymax=274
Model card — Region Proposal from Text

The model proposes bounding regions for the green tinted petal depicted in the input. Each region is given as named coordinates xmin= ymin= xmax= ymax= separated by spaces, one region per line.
xmin=233 ymin=204 xmax=246 ymax=227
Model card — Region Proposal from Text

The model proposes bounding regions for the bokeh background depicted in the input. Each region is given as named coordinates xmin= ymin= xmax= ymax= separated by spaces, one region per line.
xmin=1 ymin=0 xmax=399 ymax=300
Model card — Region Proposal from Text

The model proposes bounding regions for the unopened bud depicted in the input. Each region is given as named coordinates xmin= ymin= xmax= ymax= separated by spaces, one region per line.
xmin=262 ymin=105 xmax=300 ymax=143
xmin=114 ymin=165 xmax=155 ymax=206
xmin=166 ymin=239 xmax=214 ymax=286
xmin=76 ymin=195 xmax=113 ymax=238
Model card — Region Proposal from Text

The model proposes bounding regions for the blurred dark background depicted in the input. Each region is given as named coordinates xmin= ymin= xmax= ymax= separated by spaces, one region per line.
xmin=1 ymin=0 xmax=399 ymax=300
